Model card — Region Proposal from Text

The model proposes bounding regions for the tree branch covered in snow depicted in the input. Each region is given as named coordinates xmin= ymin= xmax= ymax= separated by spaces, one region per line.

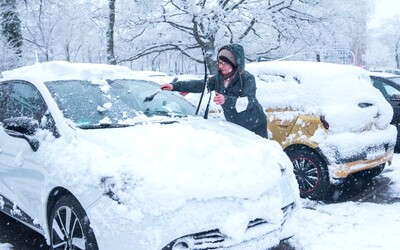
xmin=0 ymin=0 xmax=373 ymax=74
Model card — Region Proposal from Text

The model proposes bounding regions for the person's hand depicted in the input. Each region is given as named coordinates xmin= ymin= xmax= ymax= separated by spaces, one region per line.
xmin=213 ymin=92 xmax=225 ymax=105
xmin=160 ymin=83 xmax=173 ymax=91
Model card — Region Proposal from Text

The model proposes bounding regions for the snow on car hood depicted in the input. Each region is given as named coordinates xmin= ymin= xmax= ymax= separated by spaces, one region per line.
xmin=247 ymin=61 xmax=394 ymax=133
xmin=37 ymin=118 xmax=288 ymax=217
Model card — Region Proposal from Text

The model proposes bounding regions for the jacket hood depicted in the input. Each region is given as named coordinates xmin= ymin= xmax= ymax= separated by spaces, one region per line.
xmin=218 ymin=44 xmax=245 ymax=72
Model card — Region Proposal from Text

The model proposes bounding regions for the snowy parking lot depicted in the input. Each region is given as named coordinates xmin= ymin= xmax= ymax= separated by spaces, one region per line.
xmin=287 ymin=154 xmax=400 ymax=250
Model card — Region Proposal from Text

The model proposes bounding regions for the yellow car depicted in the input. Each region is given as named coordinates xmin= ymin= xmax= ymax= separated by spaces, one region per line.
xmin=247 ymin=61 xmax=397 ymax=200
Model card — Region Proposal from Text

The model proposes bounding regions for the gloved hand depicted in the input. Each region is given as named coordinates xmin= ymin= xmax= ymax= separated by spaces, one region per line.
xmin=213 ymin=92 xmax=225 ymax=105
xmin=160 ymin=83 xmax=173 ymax=91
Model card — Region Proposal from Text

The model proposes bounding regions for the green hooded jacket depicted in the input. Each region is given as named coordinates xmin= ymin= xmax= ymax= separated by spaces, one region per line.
xmin=172 ymin=43 xmax=267 ymax=131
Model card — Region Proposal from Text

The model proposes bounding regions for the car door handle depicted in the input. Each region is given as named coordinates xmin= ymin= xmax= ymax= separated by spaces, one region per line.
xmin=275 ymin=120 xmax=292 ymax=129
xmin=277 ymin=124 xmax=291 ymax=129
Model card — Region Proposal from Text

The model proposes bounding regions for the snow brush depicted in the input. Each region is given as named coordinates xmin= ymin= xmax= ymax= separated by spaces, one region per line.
xmin=143 ymin=76 xmax=178 ymax=103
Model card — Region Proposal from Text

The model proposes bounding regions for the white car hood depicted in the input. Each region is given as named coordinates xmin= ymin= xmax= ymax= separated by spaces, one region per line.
xmin=37 ymin=119 xmax=289 ymax=216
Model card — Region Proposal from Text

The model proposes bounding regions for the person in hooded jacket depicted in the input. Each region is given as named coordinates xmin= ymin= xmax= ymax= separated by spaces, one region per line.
xmin=160 ymin=43 xmax=268 ymax=139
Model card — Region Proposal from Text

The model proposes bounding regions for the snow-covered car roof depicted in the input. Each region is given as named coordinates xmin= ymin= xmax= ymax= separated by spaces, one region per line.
xmin=368 ymin=71 xmax=399 ymax=78
xmin=2 ymin=61 xmax=145 ymax=82
xmin=247 ymin=61 xmax=374 ymax=109
xmin=369 ymin=68 xmax=400 ymax=75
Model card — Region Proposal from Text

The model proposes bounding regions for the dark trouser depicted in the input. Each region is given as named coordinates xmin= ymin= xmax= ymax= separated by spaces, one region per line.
xmin=251 ymin=122 xmax=268 ymax=139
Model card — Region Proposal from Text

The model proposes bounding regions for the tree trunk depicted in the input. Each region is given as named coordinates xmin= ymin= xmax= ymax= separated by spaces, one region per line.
xmin=396 ymin=39 xmax=400 ymax=69
xmin=106 ymin=0 xmax=116 ymax=65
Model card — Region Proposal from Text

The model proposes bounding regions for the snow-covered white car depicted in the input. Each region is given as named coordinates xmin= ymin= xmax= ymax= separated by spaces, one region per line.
xmin=0 ymin=61 xmax=300 ymax=250
xmin=246 ymin=61 xmax=397 ymax=200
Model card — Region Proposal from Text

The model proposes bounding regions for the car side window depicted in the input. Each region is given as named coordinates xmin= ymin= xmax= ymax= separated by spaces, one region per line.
xmin=371 ymin=78 xmax=390 ymax=100
xmin=3 ymin=81 xmax=47 ymax=122
xmin=0 ymin=82 xmax=10 ymax=122
xmin=382 ymin=83 xmax=400 ymax=97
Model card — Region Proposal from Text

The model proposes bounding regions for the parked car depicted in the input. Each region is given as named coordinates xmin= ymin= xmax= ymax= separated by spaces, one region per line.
xmin=370 ymin=68 xmax=400 ymax=76
xmin=0 ymin=61 xmax=300 ymax=250
xmin=244 ymin=61 xmax=396 ymax=200
xmin=369 ymin=71 xmax=400 ymax=152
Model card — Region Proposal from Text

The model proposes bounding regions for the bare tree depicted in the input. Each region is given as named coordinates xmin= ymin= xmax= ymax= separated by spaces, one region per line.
xmin=0 ymin=0 xmax=23 ymax=68
xmin=382 ymin=15 xmax=400 ymax=69
xmin=20 ymin=0 xmax=57 ymax=61
xmin=0 ymin=0 xmax=373 ymax=73
xmin=365 ymin=14 xmax=400 ymax=69
xmin=19 ymin=0 xmax=106 ymax=63
xmin=116 ymin=0 xmax=336 ymax=74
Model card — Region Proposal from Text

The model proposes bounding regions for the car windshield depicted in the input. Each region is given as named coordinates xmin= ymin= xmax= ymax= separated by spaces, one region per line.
xmin=389 ymin=77 xmax=400 ymax=85
xmin=45 ymin=79 xmax=196 ymax=128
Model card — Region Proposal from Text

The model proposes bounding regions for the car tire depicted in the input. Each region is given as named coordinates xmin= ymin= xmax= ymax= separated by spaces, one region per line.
xmin=49 ymin=195 xmax=98 ymax=250
xmin=353 ymin=163 xmax=385 ymax=179
xmin=285 ymin=146 xmax=330 ymax=200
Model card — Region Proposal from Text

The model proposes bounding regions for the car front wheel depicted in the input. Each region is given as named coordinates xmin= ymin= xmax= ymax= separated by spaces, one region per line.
xmin=286 ymin=146 xmax=330 ymax=200
xmin=49 ymin=195 xmax=98 ymax=250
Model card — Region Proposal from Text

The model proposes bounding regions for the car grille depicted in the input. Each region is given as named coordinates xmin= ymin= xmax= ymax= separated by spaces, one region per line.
xmin=162 ymin=202 xmax=295 ymax=250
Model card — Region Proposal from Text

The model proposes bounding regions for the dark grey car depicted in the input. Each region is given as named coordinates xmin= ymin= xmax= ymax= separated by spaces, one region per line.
xmin=369 ymin=72 xmax=400 ymax=152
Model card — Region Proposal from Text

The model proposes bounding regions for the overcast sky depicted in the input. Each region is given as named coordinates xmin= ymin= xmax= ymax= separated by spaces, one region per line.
xmin=369 ymin=0 xmax=399 ymax=28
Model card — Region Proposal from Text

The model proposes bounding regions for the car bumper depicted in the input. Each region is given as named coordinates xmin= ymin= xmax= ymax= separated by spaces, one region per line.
xmin=161 ymin=202 xmax=296 ymax=250
xmin=161 ymin=169 xmax=299 ymax=250
xmin=85 ymin=187 xmax=298 ymax=250
xmin=316 ymin=125 xmax=397 ymax=179
xmin=329 ymin=148 xmax=394 ymax=179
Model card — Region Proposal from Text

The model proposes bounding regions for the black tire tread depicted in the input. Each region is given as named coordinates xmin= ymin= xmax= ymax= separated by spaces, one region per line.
xmin=285 ymin=146 xmax=330 ymax=200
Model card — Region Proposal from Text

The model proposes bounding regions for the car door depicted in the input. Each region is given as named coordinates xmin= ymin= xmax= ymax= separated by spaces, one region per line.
xmin=371 ymin=77 xmax=400 ymax=151
xmin=372 ymin=77 xmax=400 ymax=127
xmin=0 ymin=80 xmax=50 ymax=229
xmin=384 ymin=84 xmax=400 ymax=128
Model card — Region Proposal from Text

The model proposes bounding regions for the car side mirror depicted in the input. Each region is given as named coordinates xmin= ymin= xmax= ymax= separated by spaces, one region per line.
xmin=3 ymin=117 xmax=40 ymax=151
xmin=390 ymin=94 xmax=400 ymax=101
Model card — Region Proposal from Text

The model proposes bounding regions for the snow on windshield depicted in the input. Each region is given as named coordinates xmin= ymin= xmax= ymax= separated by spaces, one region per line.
xmin=3 ymin=61 xmax=196 ymax=126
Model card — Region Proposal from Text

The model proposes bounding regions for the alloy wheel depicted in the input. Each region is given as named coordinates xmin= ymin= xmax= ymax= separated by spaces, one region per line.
xmin=51 ymin=206 xmax=86 ymax=250
xmin=292 ymin=157 xmax=319 ymax=194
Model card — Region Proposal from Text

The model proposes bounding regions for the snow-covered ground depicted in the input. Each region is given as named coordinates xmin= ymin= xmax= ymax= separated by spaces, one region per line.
xmin=0 ymin=245 xmax=11 ymax=250
xmin=288 ymin=153 xmax=400 ymax=250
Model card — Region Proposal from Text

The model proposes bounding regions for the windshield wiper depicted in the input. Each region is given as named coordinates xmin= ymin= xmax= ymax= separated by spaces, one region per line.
xmin=77 ymin=123 xmax=134 ymax=129
xmin=77 ymin=120 xmax=180 ymax=129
